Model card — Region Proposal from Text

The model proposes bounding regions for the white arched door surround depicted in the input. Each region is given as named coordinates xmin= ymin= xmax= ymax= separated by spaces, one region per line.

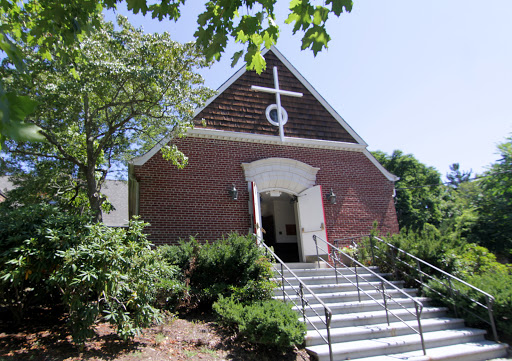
xmin=241 ymin=158 xmax=319 ymax=195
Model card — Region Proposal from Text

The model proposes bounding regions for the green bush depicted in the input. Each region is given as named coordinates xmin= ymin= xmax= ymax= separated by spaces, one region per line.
xmin=467 ymin=272 xmax=512 ymax=337
xmin=0 ymin=203 xmax=88 ymax=322
xmin=358 ymin=225 xmax=469 ymax=289
xmin=161 ymin=233 xmax=276 ymax=308
xmin=213 ymin=296 xmax=306 ymax=349
xmin=425 ymin=270 xmax=512 ymax=338
xmin=442 ymin=243 xmax=511 ymax=278
xmin=51 ymin=219 xmax=184 ymax=344
xmin=366 ymin=226 xmax=512 ymax=339
xmin=424 ymin=244 xmax=512 ymax=339
xmin=157 ymin=238 xmax=197 ymax=271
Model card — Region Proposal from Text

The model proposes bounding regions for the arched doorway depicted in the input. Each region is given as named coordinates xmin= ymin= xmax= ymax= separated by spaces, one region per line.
xmin=242 ymin=158 xmax=328 ymax=262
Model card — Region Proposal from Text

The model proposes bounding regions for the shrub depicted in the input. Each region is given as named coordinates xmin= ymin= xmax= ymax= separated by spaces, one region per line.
xmin=442 ymin=243 xmax=511 ymax=278
xmin=467 ymin=272 xmax=512 ymax=337
xmin=161 ymin=233 xmax=276 ymax=308
xmin=360 ymin=224 xmax=512 ymax=339
xmin=157 ymin=238 xmax=197 ymax=271
xmin=0 ymin=203 xmax=88 ymax=322
xmin=424 ymin=244 xmax=512 ymax=339
xmin=51 ymin=218 xmax=184 ymax=344
xmin=425 ymin=270 xmax=512 ymax=339
xmin=213 ymin=296 xmax=306 ymax=349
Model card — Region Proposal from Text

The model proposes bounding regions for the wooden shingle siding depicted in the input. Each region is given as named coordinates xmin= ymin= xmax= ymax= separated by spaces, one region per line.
xmin=194 ymin=51 xmax=357 ymax=143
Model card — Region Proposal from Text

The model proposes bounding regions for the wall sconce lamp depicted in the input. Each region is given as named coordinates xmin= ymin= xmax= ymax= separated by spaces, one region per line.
xmin=327 ymin=189 xmax=337 ymax=204
xmin=228 ymin=184 xmax=238 ymax=200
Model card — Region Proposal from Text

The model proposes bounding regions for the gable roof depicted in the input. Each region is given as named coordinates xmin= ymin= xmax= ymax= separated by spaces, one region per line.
xmin=130 ymin=47 xmax=397 ymax=182
xmin=193 ymin=47 xmax=366 ymax=145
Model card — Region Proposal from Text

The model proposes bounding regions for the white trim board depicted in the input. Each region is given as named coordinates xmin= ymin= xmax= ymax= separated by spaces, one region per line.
xmin=187 ymin=128 xmax=366 ymax=152
xmin=130 ymin=128 xmax=397 ymax=182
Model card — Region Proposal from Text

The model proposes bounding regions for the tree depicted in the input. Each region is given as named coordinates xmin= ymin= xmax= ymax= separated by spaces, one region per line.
xmin=446 ymin=163 xmax=472 ymax=188
xmin=373 ymin=150 xmax=444 ymax=230
xmin=1 ymin=16 xmax=213 ymax=221
xmin=473 ymin=137 xmax=512 ymax=257
xmin=0 ymin=0 xmax=353 ymax=145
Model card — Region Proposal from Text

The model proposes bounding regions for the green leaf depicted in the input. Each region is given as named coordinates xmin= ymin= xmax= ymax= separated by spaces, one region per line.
xmin=326 ymin=0 xmax=353 ymax=16
xmin=286 ymin=0 xmax=314 ymax=33
xmin=245 ymin=48 xmax=266 ymax=74
xmin=301 ymin=25 xmax=330 ymax=55
xmin=312 ymin=6 xmax=329 ymax=26
xmin=235 ymin=30 xmax=249 ymax=44
xmin=126 ymin=0 xmax=149 ymax=15
xmin=69 ymin=67 xmax=79 ymax=80
xmin=0 ymin=32 xmax=25 ymax=71
xmin=0 ymin=89 xmax=44 ymax=144
xmin=231 ymin=50 xmax=244 ymax=67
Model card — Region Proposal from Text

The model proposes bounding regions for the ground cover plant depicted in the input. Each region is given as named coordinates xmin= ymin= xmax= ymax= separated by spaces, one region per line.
xmin=214 ymin=296 xmax=306 ymax=349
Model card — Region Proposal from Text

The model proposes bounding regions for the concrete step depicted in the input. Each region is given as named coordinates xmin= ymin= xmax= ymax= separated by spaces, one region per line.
xmin=276 ymin=287 xmax=419 ymax=305
xmin=306 ymin=328 xmax=488 ymax=361
xmin=276 ymin=262 xmax=507 ymax=361
xmin=338 ymin=340 xmax=508 ymax=361
xmin=305 ymin=307 xmax=448 ymax=330
xmin=273 ymin=272 xmax=393 ymax=286
xmin=294 ymin=297 xmax=430 ymax=317
xmin=274 ymin=262 xmax=330 ymax=269
xmin=277 ymin=266 xmax=381 ymax=278
xmin=275 ymin=280 xmax=405 ymax=296
xmin=305 ymin=317 xmax=465 ymax=346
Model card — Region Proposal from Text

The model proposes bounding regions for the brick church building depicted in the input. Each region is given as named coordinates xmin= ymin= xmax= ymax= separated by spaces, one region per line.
xmin=129 ymin=47 xmax=399 ymax=262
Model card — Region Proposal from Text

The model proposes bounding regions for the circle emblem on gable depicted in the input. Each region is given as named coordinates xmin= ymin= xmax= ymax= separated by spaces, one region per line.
xmin=265 ymin=104 xmax=288 ymax=127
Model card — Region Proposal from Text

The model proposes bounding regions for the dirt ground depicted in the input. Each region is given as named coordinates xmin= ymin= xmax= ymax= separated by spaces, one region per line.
xmin=0 ymin=307 xmax=311 ymax=361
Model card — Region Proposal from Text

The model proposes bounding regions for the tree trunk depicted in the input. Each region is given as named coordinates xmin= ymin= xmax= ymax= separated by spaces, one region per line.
xmin=83 ymin=94 xmax=103 ymax=223
xmin=85 ymin=165 xmax=103 ymax=223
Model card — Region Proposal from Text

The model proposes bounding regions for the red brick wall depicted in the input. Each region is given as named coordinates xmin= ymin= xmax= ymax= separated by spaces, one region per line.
xmin=133 ymin=136 xmax=399 ymax=245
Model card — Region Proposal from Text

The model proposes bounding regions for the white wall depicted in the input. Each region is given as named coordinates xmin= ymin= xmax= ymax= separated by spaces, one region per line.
xmin=273 ymin=200 xmax=298 ymax=244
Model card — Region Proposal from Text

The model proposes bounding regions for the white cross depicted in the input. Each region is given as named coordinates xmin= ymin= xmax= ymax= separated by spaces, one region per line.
xmin=251 ymin=66 xmax=303 ymax=142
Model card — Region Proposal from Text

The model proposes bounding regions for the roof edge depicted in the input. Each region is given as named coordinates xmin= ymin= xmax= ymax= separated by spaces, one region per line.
xmin=363 ymin=149 xmax=399 ymax=182
xmin=130 ymin=135 xmax=172 ymax=166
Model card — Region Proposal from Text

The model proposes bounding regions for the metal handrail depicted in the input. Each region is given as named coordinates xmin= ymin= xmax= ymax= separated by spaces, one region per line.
xmin=313 ymin=234 xmax=427 ymax=355
xmin=259 ymin=240 xmax=334 ymax=361
xmin=368 ymin=235 xmax=499 ymax=342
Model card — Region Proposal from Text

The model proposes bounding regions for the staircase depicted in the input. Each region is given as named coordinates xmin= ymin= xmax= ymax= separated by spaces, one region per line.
xmin=274 ymin=262 xmax=508 ymax=361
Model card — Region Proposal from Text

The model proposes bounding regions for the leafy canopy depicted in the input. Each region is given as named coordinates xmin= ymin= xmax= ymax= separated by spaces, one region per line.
xmin=0 ymin=0 xmax=353 ymax=145
xmin=373 ymin=150 xmax=443 ymax=230
xmin=1 ymin=16 xmax=213 ymax=220
xmin=473 ymin=136 xmax=512 ymax=255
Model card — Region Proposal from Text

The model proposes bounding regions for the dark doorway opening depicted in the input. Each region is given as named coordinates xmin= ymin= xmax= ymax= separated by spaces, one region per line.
xmin=260 ymin=192 xmax=300 ymax=262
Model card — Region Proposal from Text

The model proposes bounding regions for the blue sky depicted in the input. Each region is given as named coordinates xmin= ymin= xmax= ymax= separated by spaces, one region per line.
xmin=105 ymin=1 xmax=512 ymax=178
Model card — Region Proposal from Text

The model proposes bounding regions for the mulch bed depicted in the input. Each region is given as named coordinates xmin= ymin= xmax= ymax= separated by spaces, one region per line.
xmin=0 ymin=306 xmax=310 ymax=361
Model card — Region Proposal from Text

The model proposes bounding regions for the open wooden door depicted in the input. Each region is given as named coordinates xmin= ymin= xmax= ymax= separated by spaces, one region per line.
xmin=249 ymin=182 xmax=263 ymax=242
xmin=296 ymin=185 xmax=328 ymax=262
